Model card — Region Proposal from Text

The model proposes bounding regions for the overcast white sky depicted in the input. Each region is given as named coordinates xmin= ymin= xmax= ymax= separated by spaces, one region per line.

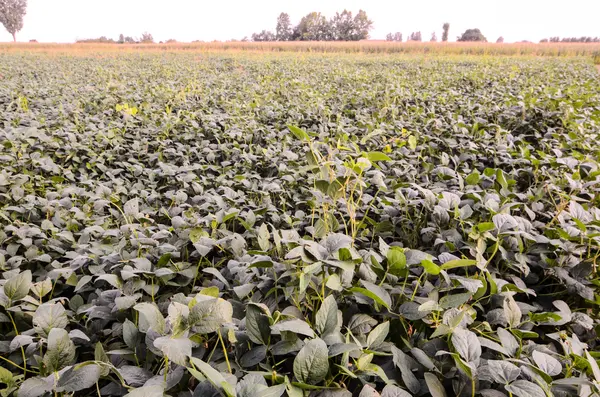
xmin=2 ymin=0 xmax=599 ymax=43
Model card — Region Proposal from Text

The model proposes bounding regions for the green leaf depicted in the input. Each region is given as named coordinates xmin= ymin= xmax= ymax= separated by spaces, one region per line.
xmin=189 ymin=295 xmax=233 ymax=334
xmin=257 ymin=223 xmax=271 ymax=251
xmin=315 ymin=295 xmax=338 ymax=336
xmin=123 ymin=385 xmax=166 ymax=397
xmin=18 ymin=377 xmax=53 ymax=397
xmin=3 ymin=269 xmax=32 ymax=302
xmin=505 ymin=380 xmax=545 ymax=397
xmin=33 ymin=302 xmax=68 ymax=337
xmin=288 ymin=125 xmax=309 ymax=141
xmin=408 ymin=135 xmax=417 ymax=150
xmin=56 ymin=363 xmax=102 ymax=393
xmin=366 ymin=151 xmax=392 ymax=162
xmin=350 ymin=281 xmax=391 ymax=310
xmin=154 ymin=335 xmax=192 ymax=366
xmin=381 ymin=384 xmax=412 ymax=397
xmin=134 ymin=302 xmax=165 ymax=334
xmin=451 ymin=328 xmax=481 ymax=363
xmin=440 ymin=259 xmax=476 ymax=270
xmin=245 ymin=303 xmax=272 ymax=345
xmin=189 ymin=357 xmax=235 ymax=396
xmin=503 ymin=295 xmax=522 ymax=328
xmin=271 ymin=319 xmax=315 ymax=338
xmin=0 ymin=365 xmax=13 ymax=384
xmin=293 ymin=338 xmax=329 ymax=385
xmin=420 ymin=259 xmax=441 ymax=275
xmin=487 ymin=360 xmax=520 ymax=384
xmin=465 ymin=171 xmax=480 ymax=185
xmin=532 ymin=351 xmax=562 ymax=377
xmin=424 ymin=373 xmax=447 ymax=397
xmin=439 ymin=292 xmax=472 ymax=309
xmin=43 ymin=328 xmax=76 ymax=372
xmin=387 ymin=247 xmax=406 ymax=276
xmin=367 ymin=321 xmax=389 ymax=350
xmin=496 ymin=169 xmax=508 ymax=189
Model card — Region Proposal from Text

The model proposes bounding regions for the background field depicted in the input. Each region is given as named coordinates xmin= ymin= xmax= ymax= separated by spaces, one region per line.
xmin=2 ymin=41 xmax=600 ymax=62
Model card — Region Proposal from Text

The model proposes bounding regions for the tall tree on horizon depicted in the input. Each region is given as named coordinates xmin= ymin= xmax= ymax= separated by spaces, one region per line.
xmin=0 ymin=0 xmax=27 ymax=42
xmin=276 ymin=12 xmax=293 ymax=41
xmin=442 ymin=22 xmax=450 ymax=42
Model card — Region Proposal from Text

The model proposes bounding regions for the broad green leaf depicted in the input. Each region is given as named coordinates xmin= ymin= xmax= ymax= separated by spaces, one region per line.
xmin=3 ymin=270 xmax=32 ymax=302
xmin=503 ymin=295 xmax=522 ymax=328
xmin=315 ymin=295 xmax=338 ymax=336
xmin=56 ymin=363 xmax=102 ymax=392
xmin=189 ymin=357 xmax=235 ymax=396
xmin=421 ymin=259 xmax=441 ymax=275
xmin=245 ymin=303 xmax=272 ymax=345
xmin=505 ymin=380 xmax=545 ymax=397
xmin=293 ymin=338 xmax=329 ymax=385
xmin=465 ymin=171 xmax=480 ymax=185
xmin=367 ymin=321 xmax=389 ymax=350
xmin=366 ymin=151 xmax=392 ymax=162
xmin=440 ymin=259 xmax=476 ymax=270
xmin=133 ymin=302 xmax=165 ymax=334
xmin=123 ymin=385 xmax=165 ymax=397
xmin=408 ymin=135 xmax=417 ymax=150
xmin=387 ymin=247 xmax=407 ymax=276
xmin=351 ymin=282 xmax=391 ymax=310
xmin=271 ymin=319 xmax=315 ymax=338
xmin=18 ymin=377 xmax=53 ymax=397
xmin=439 ymin=292 xmax=472 ymax=309
xmin=532 ymin=350 xmax=562 ymax=377
xmin=33 ymin=302 xmax=68 ymax=337
xmin=43 ymin=328 xmax=76 ymax=372
xmin=487 ymin=360 xmax=520 ymax=384
xmin=154 ymin=335 xmax=192 ymax=366
xmin=451 ymin=328 xmax=481 ymax=363
xmin=288 ymin=125 xmax=309 ymax=141
xmin=425 ymin=373 xmax=447 ymax=397
xmin=189 ymin=295 xmax=233 ymax=334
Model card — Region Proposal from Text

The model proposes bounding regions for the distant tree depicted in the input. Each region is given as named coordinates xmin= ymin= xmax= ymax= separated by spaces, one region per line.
xmin=442 ymin=22 xmax=450 ymax=42
xmin=457 ymin=28 xmax=487 ymax=42
xmin=0 ymin=0 xmax=27 ymax=42
xmin=352 ymin=10 xmax=373 ymax=40
xmin=430 ymin=32 xmax=437 ymax=42
xmin=539 ymin=38 xmax=549 ymax=43
xmin=166 ymin=39 xmax=177 ymax=43
xmin=140 ymin=32 xmax=154 ymax=43
xmin=409 ymin=31 xmax=422 ymax=41
xmin=241 ymin=36 xmax=249 ymax=42
xmin=331 ymin=9 xmax=354 ymax=40
xmin=386 ymin=32 xmax=402 ymax=42
xmin=294 ymin=12 xmax=331 ymax=41
xmin=496 ymin=36 xmax=504 ymax=43
xmin=276 ymin=12 xmax=293 ymax=41
xmin=124 ymin=36 xmax=135 ymax=43
xmin=252 ymin=30 xmax=276 ymax=42
xmin=118 ymin=33 xmax=125 ymax=44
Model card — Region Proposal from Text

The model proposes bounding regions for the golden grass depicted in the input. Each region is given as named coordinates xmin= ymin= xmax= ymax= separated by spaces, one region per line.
xmin=2 ymin=41 xmax=600 ymax=62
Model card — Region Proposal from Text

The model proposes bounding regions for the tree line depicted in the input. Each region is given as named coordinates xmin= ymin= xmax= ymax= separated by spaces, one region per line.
xmin=251 ymin=10 xmax=373 ymax=42
xmin=540 ymin=37 xmax=600 ymax=43
xmin=76 ymin=33 xmax=157 ymax=44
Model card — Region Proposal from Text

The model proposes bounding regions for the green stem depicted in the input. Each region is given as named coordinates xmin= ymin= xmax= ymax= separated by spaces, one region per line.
xmin=218 ymin=328 xmax=232 ymax=374
xmin=7 ymin=311 xmax=27 ymax=377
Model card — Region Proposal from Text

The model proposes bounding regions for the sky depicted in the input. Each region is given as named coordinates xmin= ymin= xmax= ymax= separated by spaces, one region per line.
xmin=1 ymin=0 xmax=599 ymax=44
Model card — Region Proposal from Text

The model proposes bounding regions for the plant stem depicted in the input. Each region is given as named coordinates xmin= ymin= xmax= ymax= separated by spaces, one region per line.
xmin=7 ymin=311 xmax=27 ymax=377
xmin=218 ymin=329 xmax=232 ymax=374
